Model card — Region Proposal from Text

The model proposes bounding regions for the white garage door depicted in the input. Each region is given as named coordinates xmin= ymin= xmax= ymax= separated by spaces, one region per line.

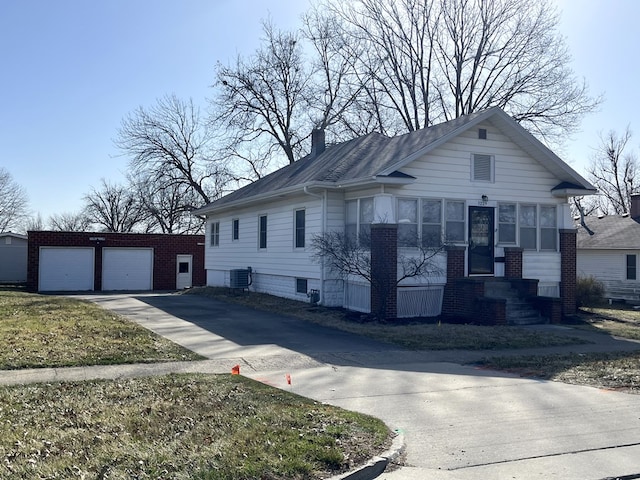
xmin=39 ymin=247 xmax=95 ymax=291
xmin=102 ymin=248 xmax=153 ymax=291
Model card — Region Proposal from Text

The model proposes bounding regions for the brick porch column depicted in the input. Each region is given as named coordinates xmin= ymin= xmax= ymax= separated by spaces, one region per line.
xmin=559 ymin=228 xmax=577 ymax=315
xmin=370 ymin=224 xmax=397 ymax=319
xmin=504 ymin=247 xmax=523 ymax=279
xmin=442 ymin=245 xmax=465 ymax=316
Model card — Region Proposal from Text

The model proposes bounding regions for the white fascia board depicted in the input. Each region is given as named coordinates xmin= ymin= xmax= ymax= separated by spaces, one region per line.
xmin=552 ymin=188 xmax=598 ymax=198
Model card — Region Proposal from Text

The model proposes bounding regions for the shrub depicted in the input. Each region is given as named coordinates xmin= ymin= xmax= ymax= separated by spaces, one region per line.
xmin=576 ymin=275 xmax=605 ymax=307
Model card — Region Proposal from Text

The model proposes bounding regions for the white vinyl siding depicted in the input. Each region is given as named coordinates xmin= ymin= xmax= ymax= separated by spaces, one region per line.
xmin=578 ymin=250 xmax=640 ymax=302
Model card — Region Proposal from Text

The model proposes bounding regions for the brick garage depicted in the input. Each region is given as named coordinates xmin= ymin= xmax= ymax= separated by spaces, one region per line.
xmin=27 ymin=231 xmax=205 ymax=292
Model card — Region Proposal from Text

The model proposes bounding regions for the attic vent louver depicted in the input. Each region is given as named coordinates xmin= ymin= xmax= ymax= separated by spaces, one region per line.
xmin=473 ymin=154 xmax=492 ymax=181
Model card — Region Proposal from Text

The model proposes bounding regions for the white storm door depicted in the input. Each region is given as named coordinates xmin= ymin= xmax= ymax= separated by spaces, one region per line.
xmin=176 ymin=254 xmax=193 ymax=289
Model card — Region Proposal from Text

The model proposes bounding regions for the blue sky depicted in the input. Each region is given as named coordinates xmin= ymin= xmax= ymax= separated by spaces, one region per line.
xmin=0 ymin=0 xmax=637 ymax=221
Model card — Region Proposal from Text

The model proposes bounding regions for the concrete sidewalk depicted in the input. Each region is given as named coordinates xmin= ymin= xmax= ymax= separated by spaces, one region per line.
xmin=2 ymin=292 xmax=640 ymax=480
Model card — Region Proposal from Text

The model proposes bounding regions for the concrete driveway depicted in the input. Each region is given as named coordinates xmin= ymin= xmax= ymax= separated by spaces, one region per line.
xmin=84 ymin=292 xmax=640 ymax=480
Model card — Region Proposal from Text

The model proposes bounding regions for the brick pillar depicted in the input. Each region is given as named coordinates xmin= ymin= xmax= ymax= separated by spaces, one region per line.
xmin=559 ymin=229 xmax=577 ymax=315
xmin=504 ymin=247 xmax=523 ymax=279
xmin=442 ymin=246 xmax=466 ymax=317
xmin=370 ymin=224 xmax=397 ymax=319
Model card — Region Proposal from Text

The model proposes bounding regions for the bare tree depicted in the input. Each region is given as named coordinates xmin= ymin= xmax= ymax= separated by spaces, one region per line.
xmin=322 ymin=0 xmax=600 ymax=141
xmin=213 ymin=22 xmax=310 ymax=167
xmin=83 ymin=179 xmax=147 ymax=232
xmin=48 ymin=212 xmax=92 ymax=232
xmin=115 ymin=94 xmax=227 ymax=208
xmin=0 ymin=167 xmax=30 ymax=233
xmin=24 ymin=213 xmax=45 ymax=232
xmin=587 ymin=127 xmax=639 ymax=215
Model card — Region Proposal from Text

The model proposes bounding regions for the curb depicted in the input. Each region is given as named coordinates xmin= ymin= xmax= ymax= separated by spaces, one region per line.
xmin=326 ymin=429 xmax=405 ymax=480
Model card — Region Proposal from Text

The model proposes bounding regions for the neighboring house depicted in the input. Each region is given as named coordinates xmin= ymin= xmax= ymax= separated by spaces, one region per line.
xmin=193 ymin=107 xmax=596 ymax=322
xmin=27 ymin=231 xmax=205 ymax=292
xmin=0 ymin=232 xmax=28 ymax=283
xmin=576 ymin=194 xmax=640 ymax=304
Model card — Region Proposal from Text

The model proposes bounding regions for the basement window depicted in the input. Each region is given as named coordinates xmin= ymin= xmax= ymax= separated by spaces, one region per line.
xmin=296 ymin=278 xmax=308 ymax=294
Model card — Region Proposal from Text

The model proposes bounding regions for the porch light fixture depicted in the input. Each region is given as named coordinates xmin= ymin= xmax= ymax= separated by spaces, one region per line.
xmin=481 ymin=195 xmax=488 ymax=202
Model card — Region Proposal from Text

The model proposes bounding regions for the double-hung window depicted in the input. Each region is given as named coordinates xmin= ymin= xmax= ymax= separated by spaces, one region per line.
xmin=346 ymin=198 xmax=374 ymax=246
xmin=445 ymin=201 xmax=465 ymax=243
xmin=397 ymin=198 xmax=418 ymax=247
xmin=540 ymin=206 xmax=557 ymax=250
xmin=210 ymin=221 xmax=220 ymax=247
xmin=519 ymin=205 xmax=537 ymax=250
xmin=498 ymin=204 xmax=516 ymax=244
xmin=259 ymin=215 xmax=267 ymax=249
xmin=627 ymin=255 xmax=637 ymax=280
xmin=422 ymin=199 xmax=442 ymax=247
xmin=232 ymin=218 xmax=239 ymax=241
xmin=295 ymin=209 xmax=305 ymax=248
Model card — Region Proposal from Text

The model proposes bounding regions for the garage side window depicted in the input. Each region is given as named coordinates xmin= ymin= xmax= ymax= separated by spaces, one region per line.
xmin=210 ymin=221 xmax=220 ymax=247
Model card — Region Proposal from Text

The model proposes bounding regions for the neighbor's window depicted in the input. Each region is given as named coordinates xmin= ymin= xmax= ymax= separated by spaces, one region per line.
xmin=421 ymin=199 xmax=442 ymax=247
xmin=295 ymin=209 xmax=305 ymax=248
xmin=472 ymin=154 xmax=493 ymax=182
xmin=296 ymin=278 xmax=308 ymax=294
xmin=259 ymin=215 xmax=267 ymax=249
xmin=445 ymin=200 xmax=465 ymax=243
xmin=232 ymin=218 xmax=239 ymax=241
xmin=397 ymin=198 xmax=418 ymax=247
xmin=540 ymin=206 xmax=557 ymax=250
xmin=210 ymin=221 xmax=220 ymax=247
xmin=519 ymin=205 xmax=537 ymax=250
xmin=498 ymin=204 xmax=516 ymax=244
xmin=627 ymin=255 xmax=637 ymax=280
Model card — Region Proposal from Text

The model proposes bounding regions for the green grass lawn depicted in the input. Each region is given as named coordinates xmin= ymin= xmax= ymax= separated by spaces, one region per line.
xmin=0 ymin=290 xmax=202 ymax=369
xmin=0 ymin=374 xmax=390 ymax=479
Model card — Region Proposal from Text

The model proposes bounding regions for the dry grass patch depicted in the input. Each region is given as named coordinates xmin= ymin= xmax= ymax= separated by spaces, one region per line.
xmin=0 ymin=374 xmax=390 ymax=479
xmin=480 ymin=351 xmax=640 ymax=393
xmin=0 ymin=290 xmax=202 ymax=369
xmin=574 ymin=305 xmax=640 ymax=341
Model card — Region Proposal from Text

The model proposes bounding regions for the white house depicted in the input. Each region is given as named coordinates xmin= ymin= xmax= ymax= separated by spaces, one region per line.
xmin=576 ymin=194 xmax=640 ymax=304
xmin=0 ymin=232 xmax=28 ymax=283
xmin=194 ymin=108 xmax=596 ymax=322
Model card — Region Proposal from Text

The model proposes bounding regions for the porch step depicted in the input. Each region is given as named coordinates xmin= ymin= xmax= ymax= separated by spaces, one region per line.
xmin=483 ymin=280 xmax=548 ymax=325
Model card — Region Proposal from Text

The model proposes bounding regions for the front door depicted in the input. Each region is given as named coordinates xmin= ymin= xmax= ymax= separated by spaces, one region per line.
xmin=468 ymin=206 xmax=494 ymax=275
xmin=176 ymin=254 xmax=193 ymax=289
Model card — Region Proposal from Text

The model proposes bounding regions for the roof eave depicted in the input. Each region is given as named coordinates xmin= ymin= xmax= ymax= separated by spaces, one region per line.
xmin=551 ymin=188 xmax=598 ymax=198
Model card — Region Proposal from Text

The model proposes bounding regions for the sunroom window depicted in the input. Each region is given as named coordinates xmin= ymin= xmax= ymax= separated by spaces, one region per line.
xmin=540 ymin=206 xmax=557 ymax=250
xmin=397 ymin=198 xmax=418 ymax=246
xmin=422 ymin=199 xmax=442 ymax=247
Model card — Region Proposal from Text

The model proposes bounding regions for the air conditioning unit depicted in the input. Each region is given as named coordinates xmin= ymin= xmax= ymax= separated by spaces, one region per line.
xmin=230 ymin=268 xmax=251 ymax=289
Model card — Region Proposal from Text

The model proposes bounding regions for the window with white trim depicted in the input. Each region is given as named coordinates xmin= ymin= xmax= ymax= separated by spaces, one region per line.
xmin=259 ymin=215 xmax=267 ymax=249
xmin=210 ymin=221 xmax=220 ymax=247
xmin=445 ymin=200 xmax=465 ymax=242
xmin=397 ymin=198 xmax=418 ymax=247
xmin=232 ymin=218 xmax=239 ymax=241
xmin=519 ymin=205 xmax=537 ymax=250
xmin=540 ymin=205 xmax=557 ymax=250
xmin=472 ymin=154 xmax=493 ymax=182
xmin=627 ymin=255 xmax=637 ymax=280
xmin=422 ymin=199 xmax=442 ymax=247
xmin=346 ymin=198 xmax=374 ymax=245
xmin=498 ymin=204 xmax=516 ymax=244
xmin=295 ymin=209 xmax=305 ymax=248
xmin=296 ymin=278 xmax=308 ymax=294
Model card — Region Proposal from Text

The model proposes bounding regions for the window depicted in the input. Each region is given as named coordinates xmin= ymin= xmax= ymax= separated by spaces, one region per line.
xmin=519 ymin=205 xmax=537 ymax=250
xmin=295 ymin=209 xmax=305 ymax=248
xmin=359 ymin=197 xmax=374 ymax=241
xmin=296 ymin=278 xmax=308 ymax=294
xmin=478 ymin=128 xmax=487 ymax=140
xmin=178 ymin=262 xmax=189 ymax=274
xmin=397 ymin=198 xmax=418 ymax=246
xmin=498 ymin=204 xmax=516 ymax=244
xmin=472 ymin=154 xmax=493 ymax=182
xmin=346 ymin=200 xmax=357 ymax=241
xmin=232 ymin=218 xmax=239 ymax=241
xmin=346 ymin=198 xmax=374 ymax=245
xmin=422 ymin=199 xmax=442 ymax=247
xmin=445 ymin=201 xmax=465 ymax=242
xmin=627 ymin=255 xmax=637 ymax=280
xmin=540 ymin=206 xmax=557 ymax=250
xmin=259 ymin=215 xmax=267 ymax=249
xmin=210 ymin=221 xmax=220 ymax=247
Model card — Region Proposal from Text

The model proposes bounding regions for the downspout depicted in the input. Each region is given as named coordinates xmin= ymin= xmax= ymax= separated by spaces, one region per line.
xmin=303 ymin=186 xmax=326 ymax=304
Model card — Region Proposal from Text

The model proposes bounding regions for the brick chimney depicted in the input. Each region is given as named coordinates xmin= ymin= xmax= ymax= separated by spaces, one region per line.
xmin=630 ymin=194 xmax=640 ymax=220
xmin=311 ymin=129 xmax=325 ymax=157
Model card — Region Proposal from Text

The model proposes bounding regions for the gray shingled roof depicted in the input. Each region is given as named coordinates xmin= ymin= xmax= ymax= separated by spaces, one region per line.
xmin=577 ymin=215 xmax=640 ymax=249
xmin=194 ymin=107 xmax=595 ymax=215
